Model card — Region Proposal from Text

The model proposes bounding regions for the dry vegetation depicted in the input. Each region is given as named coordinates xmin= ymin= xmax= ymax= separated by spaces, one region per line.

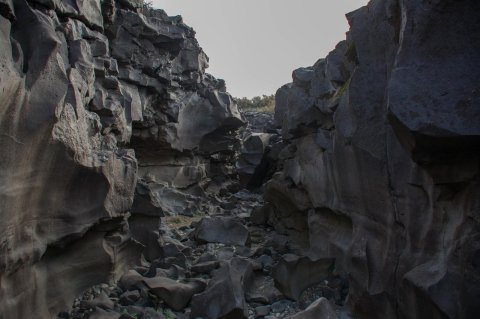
xmin=234 ymin=94 xmax=275 ymax=113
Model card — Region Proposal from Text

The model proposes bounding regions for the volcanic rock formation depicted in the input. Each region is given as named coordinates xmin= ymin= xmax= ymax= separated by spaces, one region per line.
xmin=0 ymin=0 xmax=243 ymax=318
xmin=266 ymin=0 xmax=480 ymax=318
xmin=1 ymin=0 xmax=479 ymax=319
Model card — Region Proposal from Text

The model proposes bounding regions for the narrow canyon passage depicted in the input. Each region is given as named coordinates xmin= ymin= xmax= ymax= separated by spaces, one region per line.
xmin=59 ymin=111 xmax=351 ymax=319
xmin=0 ymin=0 xmax=479 ymax=319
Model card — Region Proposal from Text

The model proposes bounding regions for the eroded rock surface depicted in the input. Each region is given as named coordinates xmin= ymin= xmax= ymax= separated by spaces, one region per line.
xmin=265 ymin=0 xmax=480 ymax=318
xmin=1 ymin=0 xmax=479 ymax=318
xmin=0 ymin=1 xmax=243 ymax=318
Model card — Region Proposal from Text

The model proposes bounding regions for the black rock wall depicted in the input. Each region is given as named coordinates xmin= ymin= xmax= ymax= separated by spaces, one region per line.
xmin=267 ymin=0 xmax=480 ymax=318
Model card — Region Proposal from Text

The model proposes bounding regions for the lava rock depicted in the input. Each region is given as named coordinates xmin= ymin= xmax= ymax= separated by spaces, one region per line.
xmin=82 ymin=292 xmax=114 ymax=310
xmin=119 ymin=290 xmax=141 ymax=306
xmin=88 ymin=307 xmax=122 ymax=319
xmin=143 ymin=276 xmax=206 ymax=311
xmin=190 ymin=258 xmax=254 ymax=319
xmin=273 ymin=255 xmax=334 ymax=300
xmin=193 ymin=216 xmax=249 ymax=246
xmin=285 ymin=298 xmax=337 ymax=319
xmin=191 ymin=260 xmax=220 ymax=274
xmin=255 ymin=305 xmax=271 ymax=317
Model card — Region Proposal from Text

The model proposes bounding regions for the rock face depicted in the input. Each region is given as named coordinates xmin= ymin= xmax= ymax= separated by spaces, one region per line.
xmin=0 ymin=1 xmax=243 ymax=318
xmin=1 ymin=0 xmax=479 ymax=318
xmin=266 ymin=0 xmax=480 ymax=318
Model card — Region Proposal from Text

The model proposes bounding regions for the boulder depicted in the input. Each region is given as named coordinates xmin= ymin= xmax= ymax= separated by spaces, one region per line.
xmin=236 ymin=133 xmax=272 ymax=183
xmin=193 ymin=216 xmax=249 ymax=246
xmin=190 ymin=258 xmax=254 ymax=319
xmin=273 ymin=255 xmax=334 ymax=300
xmin=73 ymin=0 xmax=103 ymax=31
xmin=143 ymin=276 xmax=206 ymax=311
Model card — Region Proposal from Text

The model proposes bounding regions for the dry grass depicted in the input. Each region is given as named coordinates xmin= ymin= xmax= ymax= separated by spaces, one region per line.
xmin=242 ymin=102 xmax=275 ymax=114
xmin=163 ymin=215 xmax=201 ymax=230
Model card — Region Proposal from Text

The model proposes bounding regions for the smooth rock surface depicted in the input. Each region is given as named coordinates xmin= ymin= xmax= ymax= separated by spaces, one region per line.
xmin=193 ymin=216 xmax=249 ymax=246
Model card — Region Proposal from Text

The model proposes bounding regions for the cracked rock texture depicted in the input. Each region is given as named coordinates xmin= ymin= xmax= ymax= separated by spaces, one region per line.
xmin=266 ymin=0 xmax=480 ymax=318
xmin=1 ymin=0 xmax=480 ymax=318
xmin=0 ymin=0 xmax=242 ymax=318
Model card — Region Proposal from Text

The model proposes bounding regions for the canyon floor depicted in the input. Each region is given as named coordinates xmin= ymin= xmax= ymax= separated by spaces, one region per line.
xmin=57 ymin=111 xmax=348 ymax=319
xmin=61 ymin=190 xmax=348 ymax=319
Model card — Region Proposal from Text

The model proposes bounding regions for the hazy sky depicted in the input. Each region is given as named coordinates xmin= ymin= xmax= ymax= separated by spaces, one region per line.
xmin=152 ymin=1 xmax=369 ymax=98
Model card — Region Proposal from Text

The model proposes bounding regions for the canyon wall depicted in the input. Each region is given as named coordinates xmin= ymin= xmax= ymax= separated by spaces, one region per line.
xmin=1 ymin=0 xmax=479 ymax=318
xmin=0 ymin=0 xmax=242 ymax=318
xmin=266 ymin=0 xmax=480 ymax=318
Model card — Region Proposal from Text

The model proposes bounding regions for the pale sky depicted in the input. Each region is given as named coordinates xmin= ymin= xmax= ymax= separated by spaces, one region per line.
xmin=152 ymin=1 xmax=369 ymax=98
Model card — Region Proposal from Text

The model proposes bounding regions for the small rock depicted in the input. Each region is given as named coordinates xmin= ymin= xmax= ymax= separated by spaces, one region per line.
xmin=119 ymin=290 xmax=140 ymax=306
xmin=234 ymin=246 xmax=252 ymax=257
xmin=83 ymin=292 xmax=114 ymax=310
xmin=217 ymin=246 xmax=235 ymax=260
xmin=257 ymin=255 xmax=274 ymax=270
xmin=285 ymin=298 xmax=338 ymax=319
xmin=255 ymin=305 xmax=271 ymax=317
xmin=271 ymin=300 xmax=291 ymax=313
xmin=191 ymin=260 xmax=220 ymax=274
xmin=89 ymin=307 xmax=121 ymax=319
xmin=195 ymin=252 xmax=218 ymax=263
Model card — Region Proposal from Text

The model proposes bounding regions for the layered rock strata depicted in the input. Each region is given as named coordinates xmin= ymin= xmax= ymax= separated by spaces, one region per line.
xmin=0 ymin=0 xmax=243 ymax=318
xmin=266 ymin=0 xmax=480 ymax=318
